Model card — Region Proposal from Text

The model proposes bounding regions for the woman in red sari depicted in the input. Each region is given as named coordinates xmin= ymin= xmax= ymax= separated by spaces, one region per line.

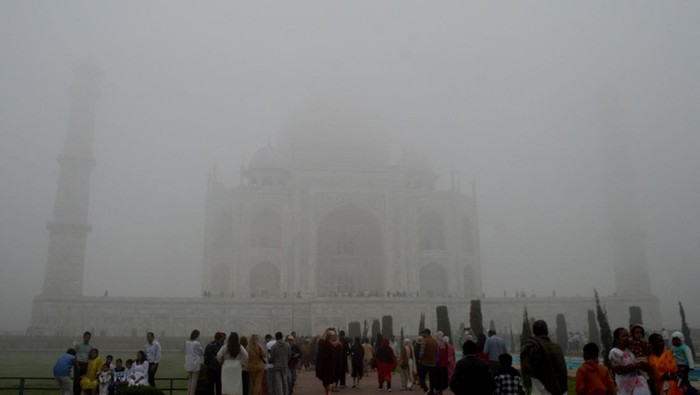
xmin=648 ymin=333 xmax=683 ymax=395
xmin=375 ymin=338 xmax=396 ymax=391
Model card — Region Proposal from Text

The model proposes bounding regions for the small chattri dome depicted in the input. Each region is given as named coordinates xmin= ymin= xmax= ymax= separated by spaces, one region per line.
xmin=249 ymin=145 xmax=286 ymax=170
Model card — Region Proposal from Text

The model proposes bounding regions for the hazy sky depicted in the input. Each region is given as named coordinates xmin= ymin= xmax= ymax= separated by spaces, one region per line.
xmin=1 ymin=1 xmax=699 ymax=331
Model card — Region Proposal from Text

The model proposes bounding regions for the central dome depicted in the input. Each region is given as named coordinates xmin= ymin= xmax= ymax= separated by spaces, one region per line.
xmin=278 ymin=102 xmax=392 ymax=169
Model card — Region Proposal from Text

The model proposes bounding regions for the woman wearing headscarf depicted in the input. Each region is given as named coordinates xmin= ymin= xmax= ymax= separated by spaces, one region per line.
xmin=671 ymin=331 xmax=696 ymax=391
xmin=375 ymin=338 xmax=396 ymax=391
xmin=648 ymin=333 xmax=683 ymax=395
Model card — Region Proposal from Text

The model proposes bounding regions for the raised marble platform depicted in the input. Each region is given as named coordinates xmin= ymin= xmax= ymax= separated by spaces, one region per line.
xmin=30 ymin=294 xmax=662 ymax=338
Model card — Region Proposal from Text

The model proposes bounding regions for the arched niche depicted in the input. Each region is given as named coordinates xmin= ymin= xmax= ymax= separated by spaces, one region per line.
xmin=316 ymin=204 xmax=383 ymax=296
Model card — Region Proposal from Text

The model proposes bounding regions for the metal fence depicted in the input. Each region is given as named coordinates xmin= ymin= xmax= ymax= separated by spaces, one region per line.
xmin=0 ymin=377 xmax=188 ymax=395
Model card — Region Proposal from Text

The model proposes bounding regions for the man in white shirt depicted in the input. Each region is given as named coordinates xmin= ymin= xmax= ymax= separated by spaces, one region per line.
xmin=144 ymin=332 xmax=161 ymax=387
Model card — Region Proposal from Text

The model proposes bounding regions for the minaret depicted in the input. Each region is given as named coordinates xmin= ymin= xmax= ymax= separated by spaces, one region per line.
xmin=41 ymin=61 xmax=102 ymax=296
xmin=600 ymin=103 xmax=653 ymax=296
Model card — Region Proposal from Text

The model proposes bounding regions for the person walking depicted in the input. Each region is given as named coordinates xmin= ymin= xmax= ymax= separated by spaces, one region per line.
xmin=315 ymin=328 xmax=337 ymax=395
xmin=375 ymin=338 xmax=396 ymax=392
xmin=350 ymin=337 xmax=365 ymax=389
xmin=399 ymin=339 xmax=415 ymax=391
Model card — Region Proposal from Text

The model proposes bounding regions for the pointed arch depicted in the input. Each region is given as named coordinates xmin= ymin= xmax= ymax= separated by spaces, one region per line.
xmin=316 ymin=204 xmax=383 ymax=296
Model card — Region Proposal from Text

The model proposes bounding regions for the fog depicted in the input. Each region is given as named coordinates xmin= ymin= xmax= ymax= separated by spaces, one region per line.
xmin=1 ymin=1 xmax=699 ymax=332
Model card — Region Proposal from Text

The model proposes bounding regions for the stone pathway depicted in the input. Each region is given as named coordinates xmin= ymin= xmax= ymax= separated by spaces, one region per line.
xmin=292 ymin=369 xmax=425 ymax=395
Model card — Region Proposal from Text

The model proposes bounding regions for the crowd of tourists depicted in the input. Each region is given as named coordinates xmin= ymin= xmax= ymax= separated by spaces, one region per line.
xmin=53 ymin=320 xmax=695 ymax=395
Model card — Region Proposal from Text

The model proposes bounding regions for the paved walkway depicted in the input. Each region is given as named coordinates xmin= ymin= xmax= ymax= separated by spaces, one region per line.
xmin=293 ymin=369 xmax=425 ymax=395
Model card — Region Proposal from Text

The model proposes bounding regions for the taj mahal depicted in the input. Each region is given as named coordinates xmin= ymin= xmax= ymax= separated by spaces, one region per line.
xmin=30 ymin=63 xmax=662 ymax=337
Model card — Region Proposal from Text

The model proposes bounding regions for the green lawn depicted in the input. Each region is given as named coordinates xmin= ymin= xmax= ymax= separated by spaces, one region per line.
xmin=0 ymin=350 xmax=189 ymax=394
xmin=0 ymin=350 xmax=188 ymax=377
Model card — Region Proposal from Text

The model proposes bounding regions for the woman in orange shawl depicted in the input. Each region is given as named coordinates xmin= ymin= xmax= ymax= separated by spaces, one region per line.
xmin=648 ymin=333 xmax=683 ymax=395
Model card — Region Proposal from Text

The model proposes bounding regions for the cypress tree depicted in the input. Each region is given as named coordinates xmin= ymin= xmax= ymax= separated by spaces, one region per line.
xmin=679 ymin=301 xmax=696 ymax=359
xmin=629 ymin=306 xmax=643 ymax=326
xmin=371 ymin=318 xmax=381 ymax=340
xmin=381 ymin=315 xmax=394 ymax=338
xmin=509 ymin=325 xmax=515 ymax=353
xmin=520 ymin=306 xmax=532 ymax=349
xmin=348 ymin=321 xmax=361 ymax=339
xmin=555 ymin=313 xmax=568 ymax=353
xmin=470 ymin=299 xmax=484 ymax=337
xmin=436 ymin=305 xmax=453 ymax=342
xmin=362 ymin=319 xmax=369 ymax=340
xmin=587 ymin=309 xmax=600 ymax=346
xmin=594 ymin=289 xmax=612 ymax=367
xmin=419 ymin=312 xmax=426 ymax=334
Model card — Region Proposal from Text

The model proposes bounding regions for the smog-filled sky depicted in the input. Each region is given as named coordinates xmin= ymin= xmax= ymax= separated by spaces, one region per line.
xmin=1 ymin=1 xmax=699 ymax=331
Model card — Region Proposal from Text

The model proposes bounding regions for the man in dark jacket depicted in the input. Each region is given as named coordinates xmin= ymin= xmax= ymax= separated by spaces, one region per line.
xmin=449 ymin=340 xmax=495 ymax=395
xmin=338 ymin=330 xmax=350 ymax=388
xmin=203 ymin=332 xmax=226 ymax=395
xmin=520 ymin=320 xmax=567 ymax=395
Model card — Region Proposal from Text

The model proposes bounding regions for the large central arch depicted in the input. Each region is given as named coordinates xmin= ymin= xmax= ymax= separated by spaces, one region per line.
xmin=316 ymin=204 xmax=384 ymax=296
